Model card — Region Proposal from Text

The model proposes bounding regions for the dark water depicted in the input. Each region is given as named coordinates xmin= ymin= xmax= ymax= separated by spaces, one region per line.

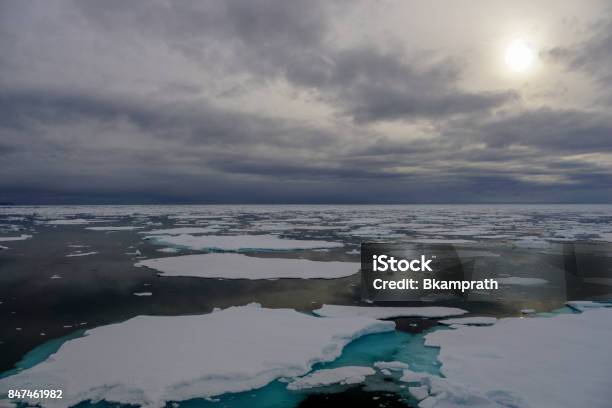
xmin=1 ymin=205 xmax=612 ymax=407
xmin=0 ymin=222 xmax=361 ymax=372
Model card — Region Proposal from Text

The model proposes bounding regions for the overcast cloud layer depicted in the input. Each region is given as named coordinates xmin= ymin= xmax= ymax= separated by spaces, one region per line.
xmin=1 ymin=0 xmax=611 ymax=203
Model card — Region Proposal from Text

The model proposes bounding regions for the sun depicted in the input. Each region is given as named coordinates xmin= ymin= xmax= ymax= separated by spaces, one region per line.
xmin=505 ymin=40 xmax=537 ymax=72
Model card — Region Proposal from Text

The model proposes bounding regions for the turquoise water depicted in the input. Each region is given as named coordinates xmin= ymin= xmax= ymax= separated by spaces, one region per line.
xmin=172 ymin=329 xmax=437 ymax=408
xmin=535 ymin=305 xmax=579 ymax=318
xmin=0 ymin=329 xmax=86 ymax=380
xmin=0 ymin=328 xmax=441 ymax=408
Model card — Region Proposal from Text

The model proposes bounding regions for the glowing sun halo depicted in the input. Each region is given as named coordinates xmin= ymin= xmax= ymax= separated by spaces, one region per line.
xmin=505 ymin=40 xmax=537 ymax=72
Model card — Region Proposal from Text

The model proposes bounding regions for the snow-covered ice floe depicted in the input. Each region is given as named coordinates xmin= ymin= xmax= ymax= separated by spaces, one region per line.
xmin=0 ymin=304 xmax=394 ymax=408
xmin=156 ymin=247 xmax=179 ymax=253
xmin=45 ymin=219 xmax=93 ymax=225
xmin=66 ymin=251 xmax=98 ymax=258
xmin=402 ymin=307 xmax=612 ymax=408
xmin=313 ymin=305 xmax=468 ymax=319
xmin=287 ymin=366 xmax=375 ymax=390
xmin=140 ymin=227 xmax=221 ymax=235
xmin=438 ymin=316 xmax=497 ymax=326
xmin=0 ymin=234 xmax=32 ymax=242
xmin=147 ymin=234 xmax=343 ymax=251
xmin=565 ymin=300 xmax=612 ymax=312
xmin=136 ymin=253 xmax=359 ymax=279
xmin=496 ymin=276 xmax=548 ymax=286
xmin=86 ymin=226 xmax=143 ymax=231
xmin=373 ymin=361 xmax=411 ymax=371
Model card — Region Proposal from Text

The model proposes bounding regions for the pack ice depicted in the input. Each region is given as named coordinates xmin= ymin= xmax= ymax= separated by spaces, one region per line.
xmin=0 ymin=304 xmax=394 ymax=408
xmin=136 ymin=253 xmax=359 ymax=279
xmin=413 ymin=307 xmax=612 ymax=408
xmin=147 ymin=234 xmax=343 ymax=251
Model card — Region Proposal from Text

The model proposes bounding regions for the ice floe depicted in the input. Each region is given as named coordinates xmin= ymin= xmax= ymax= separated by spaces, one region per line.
xmin=86 ymin=226 xmax=143 ymax=231
xmin=66 ymin=251 xmax=98 ymax=257
xmin=417 ymin=307 xmax=612 ymax=408
xmin=140 ymin=227 xmax=221 ymax=235
xmin=314 ymin=305 xmax=468 ymax=319
xmin=496 ymin=277 xmax=548 ymax=286
xmin=438 ymin=316 xmax=497 ymax=326
xmin=408 ymin=385 xmax=429 ymax=401
xmin=373 ymin=361 xmax=411 ymax=371
xmin=287 ymin=366 xmax=375 ymax=390
xmin=45 ymin=219 xmax=93 ymax=225
xmin=156 ymin=247 xmax=179 ymax=253
xmin=401 ymin=370 xmax=528 ymax=407
xmin=148 ymin=234 xmax=343 ymax=251
xmin=0 ymin=304 xmax=394 ymax=408
xmin=566 ymin=300 xmax=612 ymax=312
xmin=136 ymin=253 xmax=359 ymax=279
xmin=0 ymin=234 xmax=32 ymax=242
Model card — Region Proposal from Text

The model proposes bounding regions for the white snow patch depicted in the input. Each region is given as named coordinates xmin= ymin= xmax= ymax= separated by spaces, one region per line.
xmin=422 ymin=308 xmax=612 ymax=408
xmin=136 ymin=254 xmax=359 ymax=280
xmin=408 ymin=385 xmax=429 ymax=401
xmin=141 ymin=227 xmax=220 ymax=235
xmin=0 ymin=304 xmax=394 ymax=408
xmin=133 ymin=292 xmax=152 ymax=297
xmin=46 ymin=219 xmax=93 ymax=225
xmin=86 ymin=226 xmax=142 ymax=231
xmin=314 ymin=305 xmax=468 ymax=319
xmin=439 ymin=317 xmax=497 ymax=326
xmin=0 ymin=234 xmax=32 ymax=242
xmin=566 ymin=300 xmax=612 ymax=312
xmin=149 ymin=234 xmax=343 ymax=251
xmin=374 ymin=361 xmax=411 ymax=371
xmin=287 ymin=366 xmax=375 ymax=390
xmin=497 ymin=277 xmax=548 ymax=286
xmin=156 ymin=247 xmax=179 ymax=253
xmin=66 ymin=251 xmax=98 ymax=257
xmin=401 ymin=370 xmax=527 ymax=408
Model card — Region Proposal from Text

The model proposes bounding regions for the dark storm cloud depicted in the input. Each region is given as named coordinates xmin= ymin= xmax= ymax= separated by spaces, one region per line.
xmin=0 ymin=0 xmax=611 ymax=203
xmin=547 ymin=10 xmax=612 ymax=84
xmin=283 ymin=47 xmax=518 ymax=123
xmin=72 ymin=0 xmax=515 ymax=123
xmin=473 ymin=109 xmax=612 ymax=152
xmin=0 ymin=90 xmax=335 ymax=149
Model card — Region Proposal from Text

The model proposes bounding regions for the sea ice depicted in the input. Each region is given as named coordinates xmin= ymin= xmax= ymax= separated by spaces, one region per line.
xmin=0 ymin=304 xmax=394 ymax=408
xmin=422 ymin=308 xmax=612 ymax=408
xmin=373 ymin=361 xmax=411 ymax=371
xmin=136 ymin=253 xmax=359 ymax=279
xmin=0 ymin=234 xmax=32 ymax=242
xmin=287 ymin=366 xmax=375 ymax=390
xmin=66 ymin=251 xmax=98 ymax=257
xmin=148 ymin=234 xmax=343 ymax=251
xmin=140 ymin=227 xmax=220 ymax=235
xmin=438 ymin=317 xmax=497 ymax=326
xmin=496 ymin=277 xmax=548 ymax=286
xmin=157 ymin=247 xmax=180 ymax=253
xmin=565 ymin=300 xmax=612 ymax=312
xmin=314 ymin=305 xmax=468 ymax=319
xmin=45 ymin=219 xmax=93 ymax=225
xmin=86 ymin=226 xmax=143 ymax=231
xmin=408 ymin=385 xmax=429 ymax=401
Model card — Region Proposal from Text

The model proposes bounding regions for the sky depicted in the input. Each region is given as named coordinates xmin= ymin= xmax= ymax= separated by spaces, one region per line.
xmin=1 ymin=0 xmax=612 ymax=204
